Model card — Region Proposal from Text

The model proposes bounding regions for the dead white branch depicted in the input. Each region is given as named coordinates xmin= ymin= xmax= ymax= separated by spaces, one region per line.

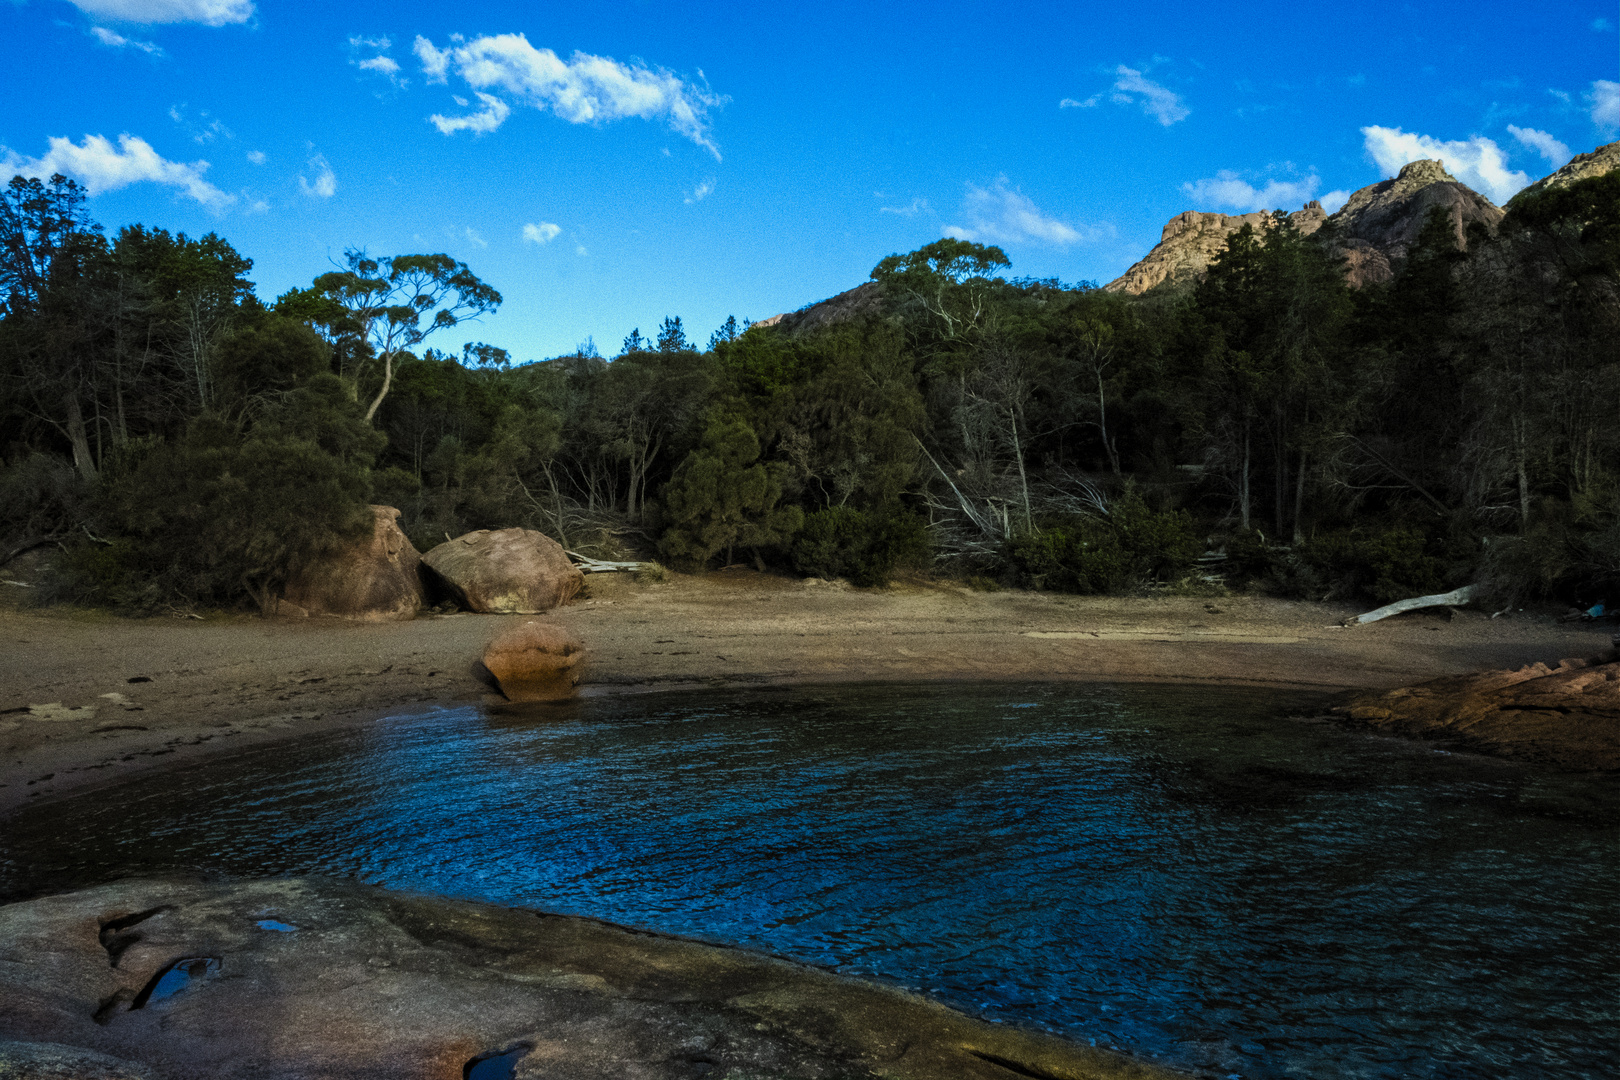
xmin=566 ymin=551 xmax=658 ymax=574
xmin=1344 ymin=585 xmax=1477 ymax=626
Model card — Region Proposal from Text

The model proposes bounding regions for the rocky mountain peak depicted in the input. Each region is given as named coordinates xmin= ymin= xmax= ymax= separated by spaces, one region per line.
xmin=1396 ymin=159 xmax=1457 ymax=186
xmin=1509 ymin=139 xmax=1619 ymax=203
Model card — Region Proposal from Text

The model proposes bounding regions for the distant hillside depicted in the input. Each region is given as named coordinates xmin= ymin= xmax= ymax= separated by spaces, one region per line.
xmin=758 ymin=142 xmax=1618 ymax=328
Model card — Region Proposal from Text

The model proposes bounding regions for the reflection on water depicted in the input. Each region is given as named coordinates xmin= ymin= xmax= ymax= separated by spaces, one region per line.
xmin=2 ymin=683 xmax=1615 ymax=1079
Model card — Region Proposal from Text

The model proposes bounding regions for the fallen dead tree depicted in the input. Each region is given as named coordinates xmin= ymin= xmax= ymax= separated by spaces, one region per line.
xmin=1343 ymin=584 xmax=1477 ymax=626
xmin=566 ymin=551 xmax=660 ymax=574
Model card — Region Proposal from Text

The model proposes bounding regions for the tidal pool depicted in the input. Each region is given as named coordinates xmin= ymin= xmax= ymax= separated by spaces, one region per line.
xmin=1 ymin=683 xmax=1615 ymax=1079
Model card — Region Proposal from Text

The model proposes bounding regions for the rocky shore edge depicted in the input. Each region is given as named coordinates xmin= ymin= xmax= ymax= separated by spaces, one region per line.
xmin=1332 ymin=646 xmax=1620 ymax=771
xmin=0 ymin=876 xmax=1182 ymax=1080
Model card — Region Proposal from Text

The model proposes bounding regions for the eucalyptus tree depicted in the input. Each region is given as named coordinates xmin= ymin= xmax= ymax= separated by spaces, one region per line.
xmin=284 ymin=250 xmax=501 ymax=424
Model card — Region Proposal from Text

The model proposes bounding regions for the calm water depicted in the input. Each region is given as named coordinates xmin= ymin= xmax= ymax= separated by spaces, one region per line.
xmin=2 ymin=683 xmax=1615 ymax=1080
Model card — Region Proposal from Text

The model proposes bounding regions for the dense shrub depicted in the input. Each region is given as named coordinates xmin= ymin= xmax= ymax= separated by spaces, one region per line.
xmin=793 ymin=504 xmax=931 ymax=586
xmin=1004 ymin=490 xmax=1199 ymax=594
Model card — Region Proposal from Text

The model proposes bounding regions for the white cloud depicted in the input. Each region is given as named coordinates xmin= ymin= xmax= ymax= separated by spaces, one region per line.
xmin=684 ymin=177 xmax=714 ymax=204
xmin=942 ymin=177 xmax=1105 ymax=246
xmin=1506 ymin=125 xmax=1570 ymax=168
xmin=428 ymin=92 xmax=511 ymax=136
xmin=0 ymin=133 xmax=232 ymax=210
xmin=245 ymin=149 xmax=265 ymax=164
xmin=1360 ymin=125 xmax=1530 ymax=204
xmin=522 ymin=222 xmax=561 ymax=244
xmin=1181 ymin=170 xmax=1323 ymax=212
xmin=351 ymin=36 xmax=405 ymax=87
xmin=463 ymin=227 xmax=487 ymax=248
xmin=1059 ymin=95 xmax=1099 ymax=109
xmin=1319 ymin=189 xmax=1351 ymax=214
xmin=90 ymin=26 xmax=162 ymax=54
xmin=1110 ymin=65 xmax=1188 ymax=126
xmin=414 ymin=32 xmax=726 ymax=158
xmin=298 ymin=152 xmax=336 ymax=198
xmin=575 ymin=244 xmax=588 ymax=256
xmin=1587 ymin=80 xmax=1620 ymax=134
xmin=1594 ymin=17 xmax=1613 ymax=31
xmin=169 ymin=103 xmax=230 ymax=144
xmin=879 ymin=197 xmax=929 ymax=216
xmin=67 ymin=0 xmax=253 ymax=27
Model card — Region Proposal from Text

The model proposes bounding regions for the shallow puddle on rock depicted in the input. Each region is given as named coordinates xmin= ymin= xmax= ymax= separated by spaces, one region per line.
xmin=464 ymin=1043 xmax=530 ymax=1080
xmin=132 ymin=956 xmax=220 ymax=1008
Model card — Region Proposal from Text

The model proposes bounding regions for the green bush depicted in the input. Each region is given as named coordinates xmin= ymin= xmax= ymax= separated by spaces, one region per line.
xmin=793 ymin=505 xmax=931 ymax=586
xmin=1004 ymin=489 xmax=1199 ymax=594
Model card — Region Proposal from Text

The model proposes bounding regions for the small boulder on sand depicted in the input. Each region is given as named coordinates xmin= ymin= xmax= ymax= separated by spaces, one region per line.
xmin=481 ymin=621 xmax=585 ymax=701
xmin=278 ymin=505 xmax=424 ymax=620
xmin=423 ymin=528 xmax=583 ymax=614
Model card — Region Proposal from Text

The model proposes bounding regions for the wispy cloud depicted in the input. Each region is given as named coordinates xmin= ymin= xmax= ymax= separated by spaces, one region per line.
xmin=245 ymin=149 xmax=265 ymax=164
xmin=168 ymin=103 xmax=230 ymax=144
xmin=350 ymin=35 xmax=405 ymax=88
xmin=1110 ymin=66 xmax=1188 ymax=126
xmin=1587 ymin=80 xmax=1619 ymax=134
xmin=1506 ymin=125 xmax=1570 ymax=168
xmin=462 ymin=227 xmax=487 ymax=249
xmin=522 ymin=222 xmax=561 ymax=244
xmin=428 ymin=92 xmax=510 ymax=135
xmin=67 ymin=0 xmax=253 ymax=26
xmin=1594 ymin=17 xmax=1613 ymax=31
xmin=413 ymin=33 xmax=726 ymax=158
xmin=942 ymin=177 xmax=1106 ymax=246
xmin=1360 ymin=125 xmax=1530 ymax=204
xmin=90 ymin=26 xmax=163 ymax=54
xmin=1059 ymin=95 xmax=1099 ymax=109
xmin=1181 ymin=169 xmax=1324 ymax=213
xmin=684 ymin=178 xmax=714 ymax=204
xmin=298 ymin=152 xmax=336 ymax=198
xmin=0 ymin=133 xmax=233 ymax=210
xmin=879 ymin=196 xmax=929 ymax=216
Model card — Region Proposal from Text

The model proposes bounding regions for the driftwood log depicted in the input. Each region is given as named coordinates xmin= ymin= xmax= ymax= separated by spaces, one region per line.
xmin=1344 ymin=584 xmax=1477 ymax=626
xmin=566 ymin=551 xmax=659 ymax=574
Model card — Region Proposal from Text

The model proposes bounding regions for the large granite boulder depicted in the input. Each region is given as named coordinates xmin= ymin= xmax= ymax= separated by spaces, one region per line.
xmin=277 ymin=505 xmax=424 ymax=621
xmin=1335 ymin=647 xmax=1620 ymax=770
xmin=480 ymin=620 xmax=585 ymax=701
xmin=0 ymin=877 xmax=1178 ymax=1080
xmin=423 ymin=528 xmax=583 ymax=614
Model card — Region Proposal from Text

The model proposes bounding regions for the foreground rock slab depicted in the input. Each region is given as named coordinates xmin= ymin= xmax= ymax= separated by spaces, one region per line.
xmin=278 ymin=505 xmax=425 ymax=621
xmin=0 ymin=877 xmax=1180 ymax=1080
xmin=423 ymin=529 xmax=583 ymax=614
xmin=1335 ymin=647 xmax=1620 ymax=770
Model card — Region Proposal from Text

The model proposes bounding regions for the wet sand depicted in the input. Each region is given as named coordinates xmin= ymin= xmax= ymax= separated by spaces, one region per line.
xmin=1 ymin=569 xmax=1608 ymax=816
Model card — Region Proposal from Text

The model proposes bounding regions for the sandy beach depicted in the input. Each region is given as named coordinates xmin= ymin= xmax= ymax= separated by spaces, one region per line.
xmin=1 ymin=569 xmax=1609 ymax=816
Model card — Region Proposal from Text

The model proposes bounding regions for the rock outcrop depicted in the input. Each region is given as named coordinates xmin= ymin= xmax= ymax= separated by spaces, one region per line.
xmin=756 ymin=281 xmax=886 ymax=337
xmin=422 ymin=528 xmax=583 ymax=614
xmin=1324 ymin=159 xmax=1504 ymax=286
xmin=277 ymin=505 xmax=424 ymax=621
xmin=481 ymin=620 xmax=586 ymax=701
xmin=1334 ymin=647 xmax=1620 ymax=770
xmin=1509 ymin=139 xmax=1619 ymax=203
xmin=1107 ymin=158 xmax=1507 ymax=294
xmin=0 ymin=877 xmax=1179 ymax=1080
xmin=1104 ymin=203 xmax=1326 ymax=295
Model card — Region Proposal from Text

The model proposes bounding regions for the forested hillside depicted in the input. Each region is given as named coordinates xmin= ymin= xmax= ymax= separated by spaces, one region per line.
xmin=2 ymin=160 xmax=1616 ymax=613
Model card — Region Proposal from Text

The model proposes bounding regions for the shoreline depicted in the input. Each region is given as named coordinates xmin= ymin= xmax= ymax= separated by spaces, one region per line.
xmin=3 ymin=569 xmax=1612 ymax=817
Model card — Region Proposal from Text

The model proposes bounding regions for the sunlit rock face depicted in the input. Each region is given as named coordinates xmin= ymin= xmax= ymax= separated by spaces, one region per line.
xmin=1323 ymin=159 xmax=1505 ymax=286
xmin=1106 ymin=157 xmax=1516 ymax=294
xmin=0 ymin=877 xmax=1179 ymax=1080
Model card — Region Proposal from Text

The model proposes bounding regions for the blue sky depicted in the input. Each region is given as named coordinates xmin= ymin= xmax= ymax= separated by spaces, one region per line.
xmin=3 ymin=0 xmax=1616 ymax=360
